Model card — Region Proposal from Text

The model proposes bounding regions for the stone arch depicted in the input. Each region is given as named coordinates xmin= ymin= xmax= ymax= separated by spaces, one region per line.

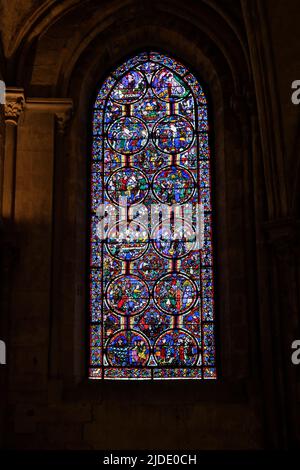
xmin=32 ymin=8 xmax=257 ymax=393
xmin=2 ymin=0 xmax=281 ymax=449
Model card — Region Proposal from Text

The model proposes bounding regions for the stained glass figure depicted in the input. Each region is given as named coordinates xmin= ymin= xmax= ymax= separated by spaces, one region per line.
xmin=106 ymin=168 xmax=149 ymax=205
xmin=152 ymin=166 xmax=195 ymax=204
xmin=153 ymin=116 xmax=194 ymax=154
xmin=89 ymin=51 xmax=216 ymax=380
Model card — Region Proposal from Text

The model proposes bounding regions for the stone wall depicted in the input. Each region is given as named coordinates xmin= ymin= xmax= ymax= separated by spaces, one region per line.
xmin=0 ymin=0 xmax=299 ymax=450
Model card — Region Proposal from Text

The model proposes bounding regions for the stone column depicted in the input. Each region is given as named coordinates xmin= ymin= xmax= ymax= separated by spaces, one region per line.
xmin=19 ymin=99 xmax=73 ymax=383
xmin=49 ymin=106 xmax=73 ymax=379
xmin=0 ymin=89 xmax=24 ymax=447
xmin=2 ymin=89 xmax=24 ymax=220
xmin=3 ymin=97 xmax=72 ymax=418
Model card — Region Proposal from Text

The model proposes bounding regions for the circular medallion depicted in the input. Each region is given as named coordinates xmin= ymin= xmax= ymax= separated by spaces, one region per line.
xmin=106 ymin=221 xmax=149 ymax=261
xmin=110 ymin=70 xmax=146 ymax=104
xmin=153 ymin=116 xmax=194 ymax=154
xmin=154 ymin=329 xmax=198 ymax=366
xmin=106 ymin=167 xmax=149 ymax=206
xmin=153 ymin=273 xmax=197 ymax=315
xmin=152 ymin=68 xmax=190 ymax=102
xmin=152 ymin=165 xmax=195 ymax=204
xmin=106 ymin=330 xmax=150 ymax=366
xmin=107 ymin=117 xmax=148 ymax=155
xmin=106 ymin=275 xmax=150 ymax=316
xmin=152 ymin=219 xmax=196 ymax=259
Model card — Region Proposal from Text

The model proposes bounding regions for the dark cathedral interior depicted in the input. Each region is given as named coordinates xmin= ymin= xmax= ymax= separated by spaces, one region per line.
xmin=0 ymin=0 xmax=300 ymax=464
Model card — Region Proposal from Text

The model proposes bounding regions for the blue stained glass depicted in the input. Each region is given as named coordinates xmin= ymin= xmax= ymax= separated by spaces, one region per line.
xmin=95 ymin=76 xmax=116 ymax=103
xmin=113 ymin=53 xmax=148 ymax=78
xmin=153 ymin=116 xmax=194 ymax=154
xmin=89 ymin=52 xmax=216 ymax=380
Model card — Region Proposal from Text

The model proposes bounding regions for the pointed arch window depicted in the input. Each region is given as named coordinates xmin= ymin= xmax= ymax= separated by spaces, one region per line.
xmin=89 ymin=52 xmax=216 ymax=380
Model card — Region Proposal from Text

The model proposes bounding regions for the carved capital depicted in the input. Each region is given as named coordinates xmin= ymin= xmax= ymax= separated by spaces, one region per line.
xmin=25 ymin=98 xmax=73 ymax=134
xmin=55 ymin=108 xmax=73 ymax=135
xmin=4 ymin=89 xmax=25 ymax=125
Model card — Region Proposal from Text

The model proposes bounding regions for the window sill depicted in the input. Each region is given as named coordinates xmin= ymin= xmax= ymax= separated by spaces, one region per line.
xmin=63 ymin=377 xmax=248 ymax=404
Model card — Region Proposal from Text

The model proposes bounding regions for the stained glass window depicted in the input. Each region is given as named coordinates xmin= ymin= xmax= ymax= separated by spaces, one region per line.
xmin=89 ymin=52 xmax=217 ymax=380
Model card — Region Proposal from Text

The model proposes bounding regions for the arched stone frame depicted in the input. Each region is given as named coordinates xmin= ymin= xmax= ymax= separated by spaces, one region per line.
xmin=4 ymin=0 xmax=285 ymax=448
xmin=46 ymin=23 xmax=254 ymax=391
